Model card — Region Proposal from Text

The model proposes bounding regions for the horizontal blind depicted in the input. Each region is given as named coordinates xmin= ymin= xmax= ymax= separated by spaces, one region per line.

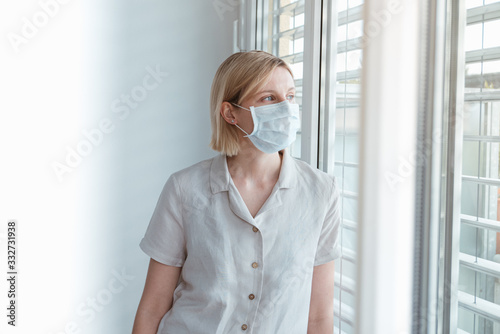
xmin=458 ymin=1 xmax=500 ymax=333
xmin=333 ymin=1 xmax=364 ymax=333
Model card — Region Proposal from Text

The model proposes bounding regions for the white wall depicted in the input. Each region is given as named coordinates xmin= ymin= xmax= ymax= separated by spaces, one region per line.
xmin=0 ymin=0 xmax=237 ymax=333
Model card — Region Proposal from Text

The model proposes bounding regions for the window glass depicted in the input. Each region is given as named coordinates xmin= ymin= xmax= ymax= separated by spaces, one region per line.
xmin=458 ymin=2 xmax=500 ymax=332
xmin=330 ymin=1 xmax=363 ymax=332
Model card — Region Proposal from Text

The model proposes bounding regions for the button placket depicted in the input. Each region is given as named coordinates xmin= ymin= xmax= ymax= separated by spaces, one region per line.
xmin=247 ymin=217 xmax=265 ymax=331
xmin=238 ymin=224 xmax=258 ymax=332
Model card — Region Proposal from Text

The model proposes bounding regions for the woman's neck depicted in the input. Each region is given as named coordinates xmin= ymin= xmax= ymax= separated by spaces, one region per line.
xmin=226 ymin=146 xmax=283 ymax=184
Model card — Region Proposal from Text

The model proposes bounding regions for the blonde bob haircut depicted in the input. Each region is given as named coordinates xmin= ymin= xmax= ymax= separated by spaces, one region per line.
xmin=209 ymin=50 xmax=293 ymax=156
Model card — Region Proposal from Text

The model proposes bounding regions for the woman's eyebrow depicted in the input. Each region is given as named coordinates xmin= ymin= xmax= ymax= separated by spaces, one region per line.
xmin=256 ymin=88 xmax=296 ymax=94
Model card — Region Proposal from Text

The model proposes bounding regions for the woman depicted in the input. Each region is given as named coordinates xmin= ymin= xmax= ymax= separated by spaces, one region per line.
xmin=132 ymin=50 xmax=340 ymax=334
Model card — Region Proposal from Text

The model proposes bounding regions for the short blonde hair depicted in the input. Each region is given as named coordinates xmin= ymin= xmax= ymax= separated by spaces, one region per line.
xmin=209 ymin=50 xmax=293 ymax=156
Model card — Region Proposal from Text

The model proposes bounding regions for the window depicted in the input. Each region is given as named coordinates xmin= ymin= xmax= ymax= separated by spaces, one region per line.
xmin=458 ymin=1 xmax=500 ymax=332
xmin=329 ymin=1 xmax=364 ymax=333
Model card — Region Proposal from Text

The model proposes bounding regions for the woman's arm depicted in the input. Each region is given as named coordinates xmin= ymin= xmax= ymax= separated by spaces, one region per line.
xmin=307 ymin=261 xmax=335 ymax=334
xmin=132 ymin=258 xmax=182 ymax=334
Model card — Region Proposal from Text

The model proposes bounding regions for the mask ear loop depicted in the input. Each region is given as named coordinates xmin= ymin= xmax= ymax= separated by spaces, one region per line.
xmin=230 ymin=102 xmax=252 ymax=137
xmin=230 ymin=102 xmax=250 ymax=111
xmin=233 ymin=123 xmax=250 ymax=137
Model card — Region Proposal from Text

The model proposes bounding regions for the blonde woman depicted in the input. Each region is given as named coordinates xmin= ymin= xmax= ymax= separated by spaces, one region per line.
xmin=132 ymin=50 xmax=340 ymax=334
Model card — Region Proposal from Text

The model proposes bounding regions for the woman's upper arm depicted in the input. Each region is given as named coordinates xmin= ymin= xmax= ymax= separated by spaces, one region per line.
xmin=138 ymin=258 xmax=182 ymax=319
xmin=309 ymin=261 xmax=335 ymax=321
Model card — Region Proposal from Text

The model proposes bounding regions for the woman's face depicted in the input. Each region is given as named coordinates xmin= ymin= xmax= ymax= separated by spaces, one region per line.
xmin=235 ymin=66 xmax=296 ymax=135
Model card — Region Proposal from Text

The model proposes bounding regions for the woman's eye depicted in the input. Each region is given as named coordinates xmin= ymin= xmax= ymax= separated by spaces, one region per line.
xmin=262 ymin=96 xmax=273 ymax=101
xmin=287 ymin=94 xmax=295 ymax=100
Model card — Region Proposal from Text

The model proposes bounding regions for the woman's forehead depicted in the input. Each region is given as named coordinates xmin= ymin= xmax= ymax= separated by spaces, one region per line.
xmin=259 ymin=67 xmax=295 ymax=91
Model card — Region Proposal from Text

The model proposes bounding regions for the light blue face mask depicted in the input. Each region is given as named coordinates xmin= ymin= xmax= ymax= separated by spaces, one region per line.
xmin=231 ymin=100 xmax=301 ymax=154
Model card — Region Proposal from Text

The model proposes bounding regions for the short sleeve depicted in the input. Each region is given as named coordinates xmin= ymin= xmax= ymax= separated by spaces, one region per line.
xmin=314 ymin=176 xmax=341 ymax=266
xmin=139 ymin=175 xmax=186 ymax=267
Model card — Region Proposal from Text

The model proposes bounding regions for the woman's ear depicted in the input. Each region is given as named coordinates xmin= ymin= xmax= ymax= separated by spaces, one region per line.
xmin=220 ymin=101 xmax=237 ymax=124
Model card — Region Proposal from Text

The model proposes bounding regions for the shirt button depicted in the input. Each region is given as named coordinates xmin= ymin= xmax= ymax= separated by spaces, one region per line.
xmin=249 ymin=294 xmax=255 ymax=300
xmin=251 ymin=262 xmax=258 ymax=268
xmin=241 ymin=324 xmax=248 ymax=330
xmin=252 ymin=226 xmax=259 ymax=232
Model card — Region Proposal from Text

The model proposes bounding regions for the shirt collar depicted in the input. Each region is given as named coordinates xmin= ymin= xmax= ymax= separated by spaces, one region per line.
xmin=210 ymin=149 xmax=297 ymax=194
xmin=210 ymin=153 xmax=231 ymax=194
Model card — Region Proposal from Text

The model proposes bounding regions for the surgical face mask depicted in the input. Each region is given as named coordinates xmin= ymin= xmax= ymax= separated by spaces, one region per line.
xmin=231 ymin=100 xmax=300 ymax=154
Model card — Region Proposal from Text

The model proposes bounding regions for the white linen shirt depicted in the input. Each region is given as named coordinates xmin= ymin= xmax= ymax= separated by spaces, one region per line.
xmin=139 ymin=149 xmax=341 ymax=334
